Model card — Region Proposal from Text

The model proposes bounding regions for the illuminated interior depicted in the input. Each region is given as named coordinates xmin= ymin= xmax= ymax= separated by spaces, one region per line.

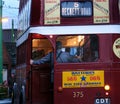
xmin=32 ymin=34 xmax=99 ymax=62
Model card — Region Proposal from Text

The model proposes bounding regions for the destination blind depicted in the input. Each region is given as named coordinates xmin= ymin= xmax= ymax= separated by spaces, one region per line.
xmin=61 ymin=1 xmax=92 ymax=17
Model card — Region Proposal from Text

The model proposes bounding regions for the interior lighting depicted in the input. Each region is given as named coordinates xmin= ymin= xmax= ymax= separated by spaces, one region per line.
xmin=78 ymin=36 xmax=84 ymax=42
xmin=50 ymin=35 xmax=53 ymax=38
xmin=74 ymin=41 xmax=76 ymax=44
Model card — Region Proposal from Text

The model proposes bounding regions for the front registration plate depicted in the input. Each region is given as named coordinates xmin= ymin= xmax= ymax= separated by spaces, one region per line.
xmin=95 ymin=98 xmax=110 ymax=104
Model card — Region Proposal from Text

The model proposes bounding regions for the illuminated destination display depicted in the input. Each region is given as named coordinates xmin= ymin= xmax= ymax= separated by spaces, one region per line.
xmin=61 ymin=1 xmax=92 ymax=17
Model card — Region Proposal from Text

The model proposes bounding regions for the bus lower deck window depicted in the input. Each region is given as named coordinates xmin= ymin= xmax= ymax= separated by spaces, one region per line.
xmin=56 ymin=34 xmax=99 ymax=63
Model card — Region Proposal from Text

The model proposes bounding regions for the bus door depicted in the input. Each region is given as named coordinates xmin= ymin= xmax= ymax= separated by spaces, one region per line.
xmin=31 ymin=34 xmax=53 ymax=104
xmin=54 ymin=35 xmax=110 ymax=104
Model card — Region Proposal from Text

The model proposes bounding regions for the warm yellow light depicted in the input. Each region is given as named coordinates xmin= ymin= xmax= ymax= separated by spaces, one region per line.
xmin=78 ymin=36 xmax=84 ymax=42
xmin=74 ymin=41 xmax=76 ymax=44
xmin=104 ymin=85 xmax=110 ymax=91
xmin=2 ymin=18 xmax=8 ymax=22
xmin=32 ymin=39 xmax=40 ymax=47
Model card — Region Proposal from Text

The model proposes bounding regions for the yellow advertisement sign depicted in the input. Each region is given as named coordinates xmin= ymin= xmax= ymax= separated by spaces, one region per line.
xmin=62 ymin=70 xmax=104 ymax=88
xmin=44 ymin=0 xmax=60 ymax=24
xmin=93 ymin=0 xmax=109 ymax=23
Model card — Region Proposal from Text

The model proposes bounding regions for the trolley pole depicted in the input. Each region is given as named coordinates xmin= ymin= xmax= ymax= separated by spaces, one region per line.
xmin=0 ymin=0 xmax=3 ymax=83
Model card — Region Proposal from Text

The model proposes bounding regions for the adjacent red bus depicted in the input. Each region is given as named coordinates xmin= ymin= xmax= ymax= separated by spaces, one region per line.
xmin=14 ymin=0 xmax=120 ymax=104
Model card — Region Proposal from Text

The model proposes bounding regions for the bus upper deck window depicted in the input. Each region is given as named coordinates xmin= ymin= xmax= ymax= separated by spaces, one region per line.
xmin=56 ymin=35 xmax=99 ymax=63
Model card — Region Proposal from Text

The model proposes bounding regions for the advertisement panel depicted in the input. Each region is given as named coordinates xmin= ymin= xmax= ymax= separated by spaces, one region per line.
xmin=62 ymin=70 xmax=104 ymax=88
xmin=93 ymin=0 xmax=109 ymax=23
xmin=44 ymin=0 xmax=60 ymax=24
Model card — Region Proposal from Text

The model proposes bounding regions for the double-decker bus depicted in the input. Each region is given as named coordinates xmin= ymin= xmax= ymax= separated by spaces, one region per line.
xmin=14 ymin=0 xmax=120 ymax=104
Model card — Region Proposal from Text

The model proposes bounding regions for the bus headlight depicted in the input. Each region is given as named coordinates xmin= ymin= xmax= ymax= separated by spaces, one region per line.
xmin=104 ymin=85 xmax=110 ymax=91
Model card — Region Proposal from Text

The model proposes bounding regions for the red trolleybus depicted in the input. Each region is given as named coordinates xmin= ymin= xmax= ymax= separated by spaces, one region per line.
xmin=14 ymin=0 xmax=120 ymax=104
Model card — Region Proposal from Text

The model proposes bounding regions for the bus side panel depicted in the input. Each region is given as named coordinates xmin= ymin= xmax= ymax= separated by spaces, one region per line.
xmin=111 ymin=69 xmax=120 ymax=104
xmin=32 ymin=70 xmax=40 ymax=103
xmin=31 ymin=65 xmax=52 ymax=104
xmin=110 ymin=0 xmax=120 ymax=23
xmin=111 ymin=35 xmax=120 ymax=104
xmin=30 ymin=0 xmax=41 ymax=26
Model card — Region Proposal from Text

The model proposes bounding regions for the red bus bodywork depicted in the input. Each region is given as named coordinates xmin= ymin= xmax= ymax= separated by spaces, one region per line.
xmin=14 ymin=0 xmax=120 ymax=104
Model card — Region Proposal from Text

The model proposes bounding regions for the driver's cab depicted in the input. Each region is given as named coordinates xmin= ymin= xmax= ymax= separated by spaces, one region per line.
xmin=56 ymin=34 xmax=99 ymax=63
